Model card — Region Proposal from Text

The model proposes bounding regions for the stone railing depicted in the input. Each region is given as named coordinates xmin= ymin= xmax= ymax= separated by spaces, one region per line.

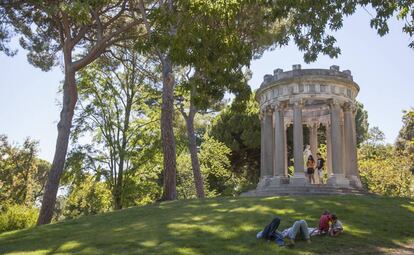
xmin=261 ymin=65 xmax=353 ymax=88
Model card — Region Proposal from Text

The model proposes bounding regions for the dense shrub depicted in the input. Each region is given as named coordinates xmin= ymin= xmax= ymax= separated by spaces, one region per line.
xmin=358 ymin=144 xmax=413 ymax=197
xmin=63 ymin=176 xmax=112 ymax=219
xmin=0 ymin=205 xmax=38 ymax=233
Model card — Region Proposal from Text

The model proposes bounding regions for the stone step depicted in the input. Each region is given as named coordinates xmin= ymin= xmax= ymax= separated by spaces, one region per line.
xmin=249 ymin=191 xmax=369 ymax=197
xmin=241 ymin=186 xmax=370 ymax=197
xmin=257 ymin=188 xmax=364 ymax=192
xmin=260 ymin=188 xmax=364 ymax=192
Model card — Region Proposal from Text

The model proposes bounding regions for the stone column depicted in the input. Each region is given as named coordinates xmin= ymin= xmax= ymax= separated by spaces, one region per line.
xmin=284 ymin=124 xmax=288 ymax=177
xmin=309 ymin=123 xmax=318 ymax=158
xmin=273 ymin=104 xmax=286 ymax=178
xmin=341 ymin=118 xmax=347 ymax=177
xmin=260 ymin=106 xmax=273 ymax=178
xmin=326 ymin=123 xmax=333 ymax=176
xmin=343 ymin=103 xmax=362 ymax=188
xmin=260 ymin=112 xmax=265 ymax=178
xmin=327 ymin=100 xmax=350 ymax=187
xmin=291 ymin=100 xmax=306 ymax=185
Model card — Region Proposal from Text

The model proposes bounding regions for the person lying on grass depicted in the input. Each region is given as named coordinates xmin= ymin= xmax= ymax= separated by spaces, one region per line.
xmin=257 ymin=218 xmax=320 ymax=246
xmin=278 ymin=220 xmax=313 ymax=246
xmin=329 ymin=214 xmax=344 ymax=237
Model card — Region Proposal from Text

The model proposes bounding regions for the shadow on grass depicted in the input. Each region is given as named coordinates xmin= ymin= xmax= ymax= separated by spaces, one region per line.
xmin=0 ymin=195 xmax=413 ymax=255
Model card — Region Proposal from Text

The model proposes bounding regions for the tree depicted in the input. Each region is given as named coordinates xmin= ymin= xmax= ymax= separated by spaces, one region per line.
xmin=1 ymin=0 xmax=142 ymax=224
xmin=0 ymin=135 xmax=49 ymax=207
xmin=176 ymin=135 xmax=235 ymax=198
xmin=396 ymin=108 xmax=414 ymax=153
xmin=71 ymin=46 xmax=160 ymax=209
xmin=176 ymin=74 xmax=208 ymax=199
xmin=358 ymin=126 xmax=387 ymax=161
xmin=137 ymin=0 xmax=364 ymax=200
xmin=395 ymin=108 xmax=414 ymax=173
xmin=137 ymin=0 xmax=177 ymax=200
xmin=176 ymin=68 xmax=249 ymax=199
xmin=0 ymin=6 xmax=16 ymax=56
xmin=209 ymin=94 xmax=261 ymax=189
xmin=355 ymin=101 xmax=369 ymax=146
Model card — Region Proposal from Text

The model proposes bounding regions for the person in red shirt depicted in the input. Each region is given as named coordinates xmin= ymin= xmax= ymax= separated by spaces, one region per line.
xmin=318 ymin=210 xmax=332 ymax=234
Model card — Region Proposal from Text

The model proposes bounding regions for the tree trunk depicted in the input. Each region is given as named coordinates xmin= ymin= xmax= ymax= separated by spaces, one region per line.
xmin=161 ymin=55 xmax=177 ymax=200
xmin=114 ymin=158 xmax=124 ymax=210
xmin=185 ymin=104 xmax=205 ymax=198
xmin=37 ymin=68 xmax=77 ymax=225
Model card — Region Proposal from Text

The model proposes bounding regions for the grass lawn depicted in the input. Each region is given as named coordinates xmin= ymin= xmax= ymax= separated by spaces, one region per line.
xmin=0 ymin=195 xmax=413 ymax=255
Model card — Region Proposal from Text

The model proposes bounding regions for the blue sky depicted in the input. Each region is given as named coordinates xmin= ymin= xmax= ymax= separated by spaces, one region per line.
xmin=0 ymin=8 xmax=413 ymax=162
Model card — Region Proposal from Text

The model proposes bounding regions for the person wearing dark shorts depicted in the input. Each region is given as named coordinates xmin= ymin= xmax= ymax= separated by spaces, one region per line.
xmin=306 ymin=155 xmax=316 ymax=184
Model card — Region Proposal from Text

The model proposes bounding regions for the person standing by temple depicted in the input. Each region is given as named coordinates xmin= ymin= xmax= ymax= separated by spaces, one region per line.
xmin=316 ymin=153 xmax=325 ymax=184
xmin=306 ymin=155 xmax=316 ymax=184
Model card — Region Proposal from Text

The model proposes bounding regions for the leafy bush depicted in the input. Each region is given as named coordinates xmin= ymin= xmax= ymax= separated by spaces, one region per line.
xmin=358 ymin=144 xmax=413 ymax=197
xmin=0 ymin=205 xmax=38 ymax=233
xmin=63 ymin=176 xmax=112 ymax=219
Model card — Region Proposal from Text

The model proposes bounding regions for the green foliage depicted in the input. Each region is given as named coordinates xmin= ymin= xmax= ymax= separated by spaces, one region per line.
xmin=358 ymin=0 xmax=414 ymax=49
xmin=396 ymin=108 xmax=414 ymax=153
xmin=176 ymin=136 xmax=237 ymax=198
xmin=0 ymin=204 xmax=38 ymax=233
xmin=269 ymin=0 xmax=359 ymax=62
xmin=366 ymin=126 xmax=386 ymax=146
xmin=355 ymin=101 xmax=369 ymax=146
xmin=199 ymin=135 xmax=239 ymax=196
xmin=63 ymin=176 xmax=112 ymax=219
xmin=0 ymin=6 xmax=16 ymax=56
xmin=359 ymin=145 xmax=413 ymax=197
xmin=2 ymin=0 xmax=139 ymax=71
xmin=358 ymin=127 xmax=413 ymax=197
xmin=121 ymin=162 xmax=163 ymax=207
xmin=156 ymin=0 xmax=366 ymax=64
xmin=0 ymin=135 xmax=49 ymax=206
xmin=395 ymin=108 xmax=414 ymax=174
xmin=67 ymin=47 xmax=162 ymax=210
xmin=176 ymin=153 xmax=199 ymax=199
xmin=209 ymin=93 xmax=261 ymax=190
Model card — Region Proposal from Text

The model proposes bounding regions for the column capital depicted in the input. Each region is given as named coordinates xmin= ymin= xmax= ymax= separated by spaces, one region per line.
xmin=328 ymin=98 xmax=340 ymax=107
xmin=265 ymin=104 xmax=274 ymax=114
xmin=306 ymin=121 xmax=319 ymax=128
xmin=259 ymin=112 xmax=264 ymax=121
xmin=273 ymin=100 xmax=288 ymax=111
xmin=342 ymin=102 xmax=356 ymax=112
xmin=261 ymin=104 xmax=274 ymax=116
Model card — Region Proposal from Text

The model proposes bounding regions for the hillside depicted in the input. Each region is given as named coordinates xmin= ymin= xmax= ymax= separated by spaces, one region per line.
xmin=1 ymin=195 xmax=413 ymax=255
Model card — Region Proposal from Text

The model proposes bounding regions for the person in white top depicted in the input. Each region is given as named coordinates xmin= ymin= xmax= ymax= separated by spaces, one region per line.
xmin=329 ymin=214 xmax=344 ymax=236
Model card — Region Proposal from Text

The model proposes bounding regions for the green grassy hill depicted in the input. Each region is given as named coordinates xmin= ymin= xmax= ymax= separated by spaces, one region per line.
xmin=1 ymin=195 xmax=413 ymax=255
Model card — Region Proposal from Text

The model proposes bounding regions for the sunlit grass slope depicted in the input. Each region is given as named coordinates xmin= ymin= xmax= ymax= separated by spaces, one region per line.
xmin=1 ymin=195 xmax=413 ymax=255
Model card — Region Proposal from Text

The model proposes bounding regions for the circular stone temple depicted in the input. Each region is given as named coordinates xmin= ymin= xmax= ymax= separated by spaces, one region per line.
xmin=246 ymin=64 xmax=364 ymax=196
